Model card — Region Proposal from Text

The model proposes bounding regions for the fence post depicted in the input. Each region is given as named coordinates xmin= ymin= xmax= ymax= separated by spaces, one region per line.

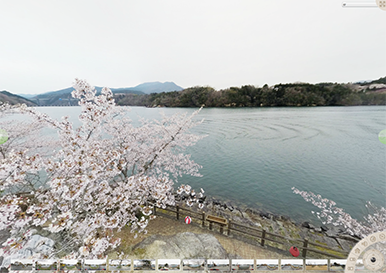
xmin=261 ymin=230 xmax=266 ymax=247
xmin=209 ymin=221 xmax=213 ymax=230
xmin=176 ymin=205 xmax=180 ymax=220
xmin=202 ymin=212 xmax=205 ymax=227
xmin=227 ymin=220 xmax=231 ymax=236
xmin=220 ymin=224 xmax=224 ymax=234
xmin=153 ymin=206 xmax=156 ymax=216
xmin=302 ymin=238 xmax=308 ymax=258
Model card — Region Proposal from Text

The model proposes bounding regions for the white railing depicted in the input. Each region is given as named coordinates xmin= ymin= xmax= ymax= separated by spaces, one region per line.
xmin=8 ymin=258 xmax=356 ymax=271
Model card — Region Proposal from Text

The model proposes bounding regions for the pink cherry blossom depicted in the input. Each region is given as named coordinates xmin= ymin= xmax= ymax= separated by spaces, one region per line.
xmin=0 ymin=79 xmax=205 ymax=258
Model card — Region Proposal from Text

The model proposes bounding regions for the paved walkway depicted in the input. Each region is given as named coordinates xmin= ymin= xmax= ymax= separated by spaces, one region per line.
xmin=114 ymin=213 xmax=292 ymax=259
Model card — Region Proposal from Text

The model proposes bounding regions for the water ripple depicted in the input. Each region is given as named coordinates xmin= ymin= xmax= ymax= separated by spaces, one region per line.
xmin=16 ymin=106 xmax=386 ymax=225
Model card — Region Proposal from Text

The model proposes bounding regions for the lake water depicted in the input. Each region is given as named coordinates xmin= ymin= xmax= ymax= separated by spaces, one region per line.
xmin=5 ymin=106 xmax=386 ymax=225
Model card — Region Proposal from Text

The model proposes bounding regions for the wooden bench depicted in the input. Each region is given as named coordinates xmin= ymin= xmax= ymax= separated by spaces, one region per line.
xmin=206 ymin=215 xmax=228 ymax=233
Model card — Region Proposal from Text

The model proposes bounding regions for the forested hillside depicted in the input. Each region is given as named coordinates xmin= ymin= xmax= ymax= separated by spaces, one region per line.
xmin=115 ymin=77 xmax=386 ymax=107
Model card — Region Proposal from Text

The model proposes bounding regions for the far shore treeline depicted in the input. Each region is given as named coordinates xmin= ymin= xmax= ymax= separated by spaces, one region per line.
xmin=1 ymin=77 xmax=385 ymax=107
xmin=116 ymin=77 xmax=386 ymax=107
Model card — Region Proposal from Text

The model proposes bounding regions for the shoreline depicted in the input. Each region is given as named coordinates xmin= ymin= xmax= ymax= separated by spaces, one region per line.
xmin=172 ymin=194 xmax=358 ymax=257
xmin=199 ymin=195 xmax=359 ymax=238
xmin=187 ymin=194 xmax=316 ymax=228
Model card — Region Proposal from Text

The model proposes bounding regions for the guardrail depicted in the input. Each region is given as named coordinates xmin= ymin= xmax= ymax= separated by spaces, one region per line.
xmin=153 ymin=205 xmax=350 ymax=259
xmin=8 ymin=257 xmax=351 ymax=272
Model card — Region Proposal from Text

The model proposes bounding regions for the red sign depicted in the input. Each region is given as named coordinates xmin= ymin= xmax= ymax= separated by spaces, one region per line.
xmin=289 ymin=246 xmax=300 ymax=257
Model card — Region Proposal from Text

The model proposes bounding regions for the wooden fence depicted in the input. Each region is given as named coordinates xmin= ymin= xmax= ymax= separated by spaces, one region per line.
xmin=153 ymin=205 xmax=350 ymax=259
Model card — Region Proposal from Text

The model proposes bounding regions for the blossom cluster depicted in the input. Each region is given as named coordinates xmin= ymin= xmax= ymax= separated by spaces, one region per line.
xmin=0 ymin=79 xmax=205 ymax=259
xmin=292 ymin=187 xmax=386 ymax=238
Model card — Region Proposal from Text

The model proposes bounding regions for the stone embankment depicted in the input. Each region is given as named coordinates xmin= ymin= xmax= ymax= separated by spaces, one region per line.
xmin=172 ymin=195 xmax=359 ymax=258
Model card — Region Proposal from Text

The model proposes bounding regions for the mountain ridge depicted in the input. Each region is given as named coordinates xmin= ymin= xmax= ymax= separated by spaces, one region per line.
xmin=17 ymin=81 xmax=183 ymax=98
xmin=0 ymin=91 xmax=37 ymax=106
xmin=16 ymin=82 xmax=183 ymax=106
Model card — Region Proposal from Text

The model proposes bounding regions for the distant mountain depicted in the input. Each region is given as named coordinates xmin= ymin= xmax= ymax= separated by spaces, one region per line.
xmin=29 ymin=86 xmax=146 ymax=106
xmin=0 ymin=91 xmax=37 ymax=106
xmin=354 ymin=80 xmax=372 ymax=84
xmin=30 ymin=87 xmax=80 ymax=106
xmin=129 ymin=82 xmax=183 ymax=94
xmin=16 ymin=93 xmax=38 ymax=99
xmin=368 ymin=76 xmax=386 ymax=85
xmin=28 ymin=82 xmax=183 ymax=106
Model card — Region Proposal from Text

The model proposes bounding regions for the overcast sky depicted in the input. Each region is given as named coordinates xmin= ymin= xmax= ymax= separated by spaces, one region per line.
xmin=0 ymin=0 xmax=385 ymax=94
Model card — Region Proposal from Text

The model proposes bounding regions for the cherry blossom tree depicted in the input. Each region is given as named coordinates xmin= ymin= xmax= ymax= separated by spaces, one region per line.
xmin=0 ymin=79 xmax=205 ymax=259
xmin=0 ymin=103 xmax=59 ymax=199
xmin=0 ymin=118 xmax=58 ymax=160
xmin=292 ymin=187 xmax=386 ymax=238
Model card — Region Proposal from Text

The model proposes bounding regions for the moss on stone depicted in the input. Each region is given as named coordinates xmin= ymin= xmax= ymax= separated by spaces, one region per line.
xmin=133 ymin=247 xmax=146 ymax=258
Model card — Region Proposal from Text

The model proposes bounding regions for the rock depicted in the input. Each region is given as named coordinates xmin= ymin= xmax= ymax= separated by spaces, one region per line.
xmin=335 ymin=238 xmax=356 ymax=252
xmin=232 ymin=216 xmax=244 ymax=223
xmin=325 ymin=230 xmax=337 ymax=237
xmin=326 ymin=227 xmax=344 ymax=238
xmin=205 ymin=201 xmax=213 ymax=210
xmin=225 ymin=203 xmax=234 ymax=212
xmin=0 ymin=230 xmax=10 ymax=270
xmin=301 ymin=221 xmax=316 ymax=230
xmin=245 ymin=208 xmax=259 ymax=215
xmin=338 ymin=234 xmax=360 ymax=243
xmin=217 ymin=211 xmax=226 ymax=218
xmin=259 ymin=212 xmax=269 ymax=219
xmin=236 ymin=208 xmax=244 ymax=218
xmin=213 ymin=200 xmax=221 ymax=206
xmin=198 ymin=196 xmax=206 ymax=203
xmin=280 ymin=215 xmax=291 ymax=222
xmin=1 ymin=234 xmax=55 ymax=268
xmin=321 ymin=226 xmax=329 ymax=232
xmin=314 ymin=234 xmax=341 ymax=250
xmin=267 ymin=213 xmax=274 ymax=220
xmin=254 ymin=222 xmax=262 ymax=228
xmin=132 ymin=232 xmax=229 ymax=259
